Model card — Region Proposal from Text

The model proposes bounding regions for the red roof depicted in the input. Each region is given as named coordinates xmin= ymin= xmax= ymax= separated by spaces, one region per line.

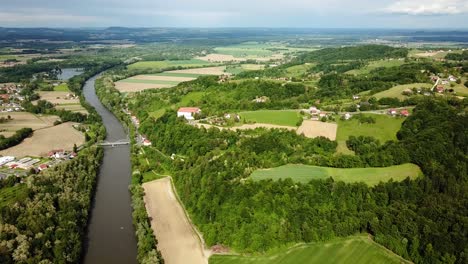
xmin=0 ymin=94 xmax=9 ymax=99
xmin=178 ymin=107 xmax=200 ymax=113
xmin=39 ymin=164 xmax=48 ymax=169
xmin=400 ymin=110 xmax=410 ymax=116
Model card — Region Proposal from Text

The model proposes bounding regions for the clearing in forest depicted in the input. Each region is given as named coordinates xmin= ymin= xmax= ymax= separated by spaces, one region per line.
xmin=297 ymin=120 xmax=337 ymax=140
xmin=143 ymin=177 xmax=210 ymax=264
xmin=239 ymin=110 xmax=302 ymax=127
xmin=209 ymin=234 xmax=411 ymax=264
xmin=250 ymin=163 xmax=421 ymax=186
xmin=0 ymin=122 xmax=84 ymax=157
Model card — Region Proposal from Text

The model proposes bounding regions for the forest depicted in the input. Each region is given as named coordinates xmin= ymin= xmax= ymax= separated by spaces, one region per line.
xmin=0 ymin=128 xmax=33 ymax=150
xmin=130 ymin=95 xmax=467 ymax=264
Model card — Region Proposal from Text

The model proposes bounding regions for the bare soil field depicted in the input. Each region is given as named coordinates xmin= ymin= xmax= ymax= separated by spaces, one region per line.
xmin=0 ymin=112 xmax=58 ymax=132
xmin=55 ymin=104 xmax=89 ymax=114
xmin=167 ymin=66 xmax=228 ymax=75
xmin=143 ymin=178 xmax=210 ymax=264
xmin=196 ymin=54 xmax=246 ymax=62
xmin=115 ymin=82 xmax=172 ymax=92
xmin=130 ymin=75 xmax=196 ymax=82
xmin=297 ymin=120 xmax=337 ymax=140
xmin=38 ymin=91 xmax=79 ymax=105
xmin=0 ymin=122 xmax=84 ymax=157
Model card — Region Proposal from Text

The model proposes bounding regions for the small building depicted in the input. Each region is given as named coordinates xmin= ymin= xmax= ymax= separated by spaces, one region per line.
xmin=400 ymin=109 xmax=410 ymax=117
xmin=143 ymin=139 xmax=152 ymax=146
xmin=38 ymin=164 xmax=48 ymax=171
xmin=177 ymin=107 xmax=201 ymax=120
xmin=436 ymin=85 xmax=445 ymax=93
xmin=388 ymin=109 xmax=397 ymax=116
xmin=253 ymin=96 xmax=269 ymax=103
xmin=343 ymin=113 xmax=351 ymax=120
xmin=352 ymin=95 xmax=360 ymax=100
xmin=0 ymin=156 xmax=15 ymax=166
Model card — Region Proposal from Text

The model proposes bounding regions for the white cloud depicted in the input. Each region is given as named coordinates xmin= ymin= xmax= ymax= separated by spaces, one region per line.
xmin=384 ymin=0 xmax=468 ymax=15
xmin=0 ymin=8 xmax=104 ymax=25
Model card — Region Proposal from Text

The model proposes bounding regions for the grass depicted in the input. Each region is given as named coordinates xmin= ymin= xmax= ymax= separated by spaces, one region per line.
xmin=53 ymin=83 xmax=70 ymax=92
xmin=336 ymin=114 xmax=404 ymax=143
xmin=209 ymin=234 xmax=410 ymax=264
xmin=150 ymin=72 xmax=204 ymax=78
xmin=0 ymin=184 xmax=28 ymax=208
xmin=285 ymin=63 xmax=314 ymax=77
xmin=142 ymin=171 xmax=167 ymax=183
xmin=127 ymin=59 xmax=212 ymax=70
xmin=118 ymin=79 xmax=182 ymax=85
xmin=373 ymin=83 xmax=433 ymax=100
xmin=251 ymin=163 xmax=421 ymax=186
xmin=178 ymin=92 xmax=206 ymax=106
xmin=240 ymin=110 xmax=301 ymax=127
xmin=346 ymin=60 xmax=406 ymax=75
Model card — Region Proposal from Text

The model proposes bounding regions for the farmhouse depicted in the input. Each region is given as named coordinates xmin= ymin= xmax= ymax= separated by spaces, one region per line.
xmin=388 ymin=109 xmax=397 ymax=116
xmin=143 ymin=139 xmax=152 ymax=146
xmin=177 ymin=107 xmax=201 ymax=120
xmin=400 ymin=109 xmax=410 ymax=117
xmin=436 ymin=85 xmax=445 ymax=93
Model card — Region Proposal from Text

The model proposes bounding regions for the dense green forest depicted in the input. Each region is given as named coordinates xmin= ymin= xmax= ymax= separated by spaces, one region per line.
xmin=297 ymin=45 xmax=408 ymax=63
xmin=130 ymin=95 xmax=467 ymax=263
xmin=0 ymin=146 xmax=103 ymax=263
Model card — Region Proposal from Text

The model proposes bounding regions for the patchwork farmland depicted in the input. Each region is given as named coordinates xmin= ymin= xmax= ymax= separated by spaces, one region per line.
xmin=115 ymin=66 xmax=229 ymax=92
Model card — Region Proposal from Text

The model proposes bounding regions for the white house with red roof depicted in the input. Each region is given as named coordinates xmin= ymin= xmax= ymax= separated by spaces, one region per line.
xmin=177 ymin=107 xmax=201 ymax=120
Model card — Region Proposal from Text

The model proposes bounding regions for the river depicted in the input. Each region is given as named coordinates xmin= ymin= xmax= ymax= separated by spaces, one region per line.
xmin=82 ymin=74 xmax=138 ymax=264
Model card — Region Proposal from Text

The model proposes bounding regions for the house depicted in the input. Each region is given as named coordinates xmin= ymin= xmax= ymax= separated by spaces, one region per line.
xmin=388 ymin=109 xmax=397 ymax=116
xmin=0 ymin=94 xmax=9 ymax=102
xmin=253 ymin=96 xmax=269 ymax=103
xmin=448 ymin=75 xmax=457 ymax=82
xmin=0 ymin=156 xmax=15 ymax=166
xmin=400 ymin=109 xmax=410 ymax=117
xmin=38 ymin=164 xmax=48 ymax=171
xmin=177 ymin=107 xmax=201 ymax=120
xmin=352 ymin=95 xmax=360 ymax=100
xmin=343 ymin=113 xmax=351 ymax=120
xmin=436 ymin=85 xmax=445 ymax=93
xmin=309 ymin=106 xmax=320 ymax=115
xmin=143 ymin=139 xmax=152 ymax=146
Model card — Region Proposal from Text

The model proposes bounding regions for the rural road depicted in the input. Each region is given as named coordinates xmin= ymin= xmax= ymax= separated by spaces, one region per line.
xmin=143 ymin=178 xmax=210 ymax=264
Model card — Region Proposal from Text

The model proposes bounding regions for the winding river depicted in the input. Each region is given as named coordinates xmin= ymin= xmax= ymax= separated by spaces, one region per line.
xmin=82 ymin=74 xmax=138 ymax=264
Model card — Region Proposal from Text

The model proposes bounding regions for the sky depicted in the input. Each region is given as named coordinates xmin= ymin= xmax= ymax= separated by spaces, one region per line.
xmin=0 ymin=0 xmax=467 ymax=28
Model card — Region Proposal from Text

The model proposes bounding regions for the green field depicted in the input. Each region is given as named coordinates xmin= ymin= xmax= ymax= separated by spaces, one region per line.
xmin=127 ymin=59 xmax=212 ymax=70
xmin=337 ymin=113 xmax=404 ymax=143
xmin=178 ymin=91 xmax=206 ymax=106
xmin=251 ymin=164 xmax=421 ymax=186
xmin=285 ymin=63 xmax=315 ymax=77
xmin=210 ymin=235 xmax=410 ymax=264
xmin=54 ymin=83 xmax=70 ymax=91
xmin=240 ymin=110 xmax=301 ymax=127
xmin=118 ymin=79 xmax=182 ymax=85
xmin=150 ymin=72 xmax=204 ymax=78
xmin=373 ymin=83 xmax=433 ymax=99
xmin=225 ymin=64 xmax=265 ymax=75
xmin=347 ymin=60 xmax=406 ymax=75
xmin=0 ymin=184 xmax=28 ymax=208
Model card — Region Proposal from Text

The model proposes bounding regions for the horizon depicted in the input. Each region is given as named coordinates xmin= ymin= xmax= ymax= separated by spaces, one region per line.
xmin=1 ymin=0 xmax=468 ymax=28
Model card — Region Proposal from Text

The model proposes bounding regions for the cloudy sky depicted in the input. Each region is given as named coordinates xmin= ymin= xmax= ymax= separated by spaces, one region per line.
xmin=0 ymin=0 xmax=467 ymax=28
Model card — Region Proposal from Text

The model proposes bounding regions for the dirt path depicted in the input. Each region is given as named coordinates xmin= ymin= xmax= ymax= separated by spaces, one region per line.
xmin=143 ymin=178 xmax=210 ymax=264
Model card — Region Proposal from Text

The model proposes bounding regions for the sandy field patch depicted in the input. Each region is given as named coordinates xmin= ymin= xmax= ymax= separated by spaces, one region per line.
xmin=413 ymin=51 xmax=443 ymax=57
xmin=297 ymin=120 xmax=337 ymax=140
xmin=115 ymin=82 xmax=172 ymax=93
xmin=143 ymin=178 xmax=210 ymax=264
xmin=0 ymin=112 xmax=58 ymax=132
xmin=38 ymin=91 xmax=80 ymax=105
xmin=0 ymin=132 xmax=15 ymax=137
xmin=0 ymin=122 xmax=84 ymax=157
xmin=130 ymin=75 xmax=196 ymax=82
xmin=167 ymin=66 xmax=228 ymax=76
xmin=55 ymin=104 xmax=89 ymax=114
xmin=196 ymin=54 xmax=246 ymax=62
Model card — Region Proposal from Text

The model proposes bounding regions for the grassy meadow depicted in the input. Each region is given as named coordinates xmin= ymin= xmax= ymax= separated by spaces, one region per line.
xmin=209 ymin=235 xmax=410 ymax=264
xmin=251 ymin=163 xmax=421 ymax=186
xmin=0 ymin=184 xmax=28 ymax=208
xmin=127 ymin=59 xmax=212 ymax=70
xmin=372 ymin=83 xmax=433 ymax=99
xmin=240 ymin=110 xmax=302 ymax=127
xmin=346 ymin=60 xmax=406 ymax=75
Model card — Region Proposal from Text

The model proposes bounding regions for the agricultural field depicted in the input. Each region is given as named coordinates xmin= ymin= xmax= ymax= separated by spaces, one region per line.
xmin=225 ymin=64 xmax=265 ymax=75
xmin=0 ymin=122 xmax=84 ymax=157
xmin=239 ymin=110 xmax=302 ymax=127
xmin=209 ymin=235 xmax=410 ymax=264
xmin=53 ymin=83 xmax=70 ymax=91
xmin=143 ymin=178 xmax=209 ymax=264
xmin=336 ymin=114 xmax=405 ymax=154
xmin=450 ymin=77 xmax=468 ymax=97
xmin=250 ymin=163 xmax=421 ymax=186
xmin=285 ymin=63 xmax=315 ymax=77
xmin=346 ymin=60 xmax=406 ymax=75
xmin=372 ymin=83 xmax=433 ymax=100
xmin=115 ymin=66 xmax=228 ymax=93
xmin=0 ymin=184 xmax=28 ymax=208
xmin=0 ymin=112 xmax=58 ymax=133
xmin=127 ymin=59 xmax=213 ymax=70
xmin=297 ymin=120 xmax=337 ymax=140
xmin=36 ymin=91 xmax=87 ymax=113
